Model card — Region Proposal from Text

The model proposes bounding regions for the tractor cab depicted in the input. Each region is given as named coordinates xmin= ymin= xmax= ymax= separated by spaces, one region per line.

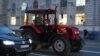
xmin=23 ymin=9 xmax=58 ymax=34
xmin=23 ymin=9 xmax=56 ymax=25
xmin=20 ymin=8 xmax=84 ymax=56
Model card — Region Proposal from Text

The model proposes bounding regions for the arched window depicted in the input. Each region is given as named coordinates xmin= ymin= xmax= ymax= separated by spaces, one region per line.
xmin=11 ymin=3 xmax=16 ymax=15
xmin=33 ymin=0 xmax=38 ymax=8
xmin=46 ymin=0 xmax=51 ymax=8
xmin=60 ymin=0 xmax=67 ymax=7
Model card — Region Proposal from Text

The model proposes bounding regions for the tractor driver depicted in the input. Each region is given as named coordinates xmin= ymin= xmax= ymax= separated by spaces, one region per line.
xmin=44 ymin=18 xmax=50 ymax=25
xmin=34 ymin=15 xmax=43 ymax=25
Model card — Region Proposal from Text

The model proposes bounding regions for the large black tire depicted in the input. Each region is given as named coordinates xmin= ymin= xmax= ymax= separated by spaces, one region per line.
xmin=71 ymin=38 xmax=85 ymax=52
xmin=52 ymin=36 xmax=70 ymax=56
xmin=21 ymin=29 xmax=39 ymax=51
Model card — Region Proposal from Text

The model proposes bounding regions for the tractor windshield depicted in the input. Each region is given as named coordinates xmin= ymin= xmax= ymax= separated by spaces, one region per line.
xmin=24 ymin=9 xmax=56 ymax=25
xmin=28 ymin=14 xmax=55 ymax=25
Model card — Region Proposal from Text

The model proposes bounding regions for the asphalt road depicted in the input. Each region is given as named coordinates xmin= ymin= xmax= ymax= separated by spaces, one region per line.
xmin=28 ymin=40 xmax=100 ymax=56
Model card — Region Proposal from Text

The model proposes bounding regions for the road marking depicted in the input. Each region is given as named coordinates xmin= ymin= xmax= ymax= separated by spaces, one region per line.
xmin=30 ymin=53 xmax=49 ymax=56
xmin=86 ymin=46 xmax=100 ymax=48
xmin=81 ymin=50 xmax=100 ymax=54
xmin=30 ymin=53 xmax=57 ymax=56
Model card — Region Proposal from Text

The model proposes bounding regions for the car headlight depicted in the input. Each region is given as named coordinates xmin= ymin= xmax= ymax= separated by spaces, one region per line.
xmin=3 ymin=40 xmax=15 ymax=45
xmin=29 ymin=39 xmax=32 ymax=44
xmin=13 ymin=32 xmax=16 ymax=34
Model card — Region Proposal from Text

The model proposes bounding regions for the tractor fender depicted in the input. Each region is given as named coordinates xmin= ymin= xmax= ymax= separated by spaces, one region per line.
xmin=20 ymin=26 xmax=41 ymax=34
xmin=20 ymin=26 xmax=33 ymax=30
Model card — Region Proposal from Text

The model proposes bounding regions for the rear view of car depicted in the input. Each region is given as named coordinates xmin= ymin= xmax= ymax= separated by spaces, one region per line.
xmin=0 ymin=25 xmax=30 ymax=56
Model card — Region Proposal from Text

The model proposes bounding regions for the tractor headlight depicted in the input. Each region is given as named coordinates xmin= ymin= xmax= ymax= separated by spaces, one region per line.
xmin=3 ymin=40 xmax=15 ymax=45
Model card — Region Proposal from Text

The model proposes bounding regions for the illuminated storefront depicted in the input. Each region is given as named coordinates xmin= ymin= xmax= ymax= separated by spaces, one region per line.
xmin=11 ymin=16 xmax=16 ymax=25
xmin=76 ymin=0 xmax=86 ymax=6
xmin=59 ymin=14 xmax=67 ymax=25
xmin=75 ymin=13 xmax=85 ymax=25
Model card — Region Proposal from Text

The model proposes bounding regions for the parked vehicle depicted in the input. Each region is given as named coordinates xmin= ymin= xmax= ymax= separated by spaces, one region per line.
xmin=0 ymin=25 xmax=30 ymax=56
xmin=20 ymin=8 xmax=85 ymax=56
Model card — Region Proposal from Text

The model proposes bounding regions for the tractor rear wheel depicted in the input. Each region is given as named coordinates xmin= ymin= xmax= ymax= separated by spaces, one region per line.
xmin=21 ymin=29 xmax=39 ymax=51
xmin=52 ymin=36 xmax=70 ymax=56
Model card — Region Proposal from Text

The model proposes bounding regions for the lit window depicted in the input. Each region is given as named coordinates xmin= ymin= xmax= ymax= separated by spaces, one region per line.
xmin=21 ymin=2 xmax=27 ymax=11
xmin=59 ymin=14 xmax=67 ymax=25
xmin=76 ymin=0 xmax=86 ymax=6
xmin=32 ymin=16 xmax=35 ymax=20
xmin=31 ymin=16 xmax=35 ymax=23
xmin=75 ymin=13 xmax=85 ymax=25
xmin=11 ymin=17 xmax=16 ymax=25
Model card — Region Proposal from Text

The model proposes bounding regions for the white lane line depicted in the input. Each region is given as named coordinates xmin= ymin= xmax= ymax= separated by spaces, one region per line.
xmin=81 ymin=50 xmax=100 ymax=54
xmin=85 ymin=46 xmax=100 ymax=49
xmin=30 ymin=53 xmax=49 ymax=56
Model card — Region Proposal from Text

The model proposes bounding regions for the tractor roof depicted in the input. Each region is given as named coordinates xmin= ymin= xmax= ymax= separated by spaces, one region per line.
xmin=26 ymin=9 xmax=56 ymax=14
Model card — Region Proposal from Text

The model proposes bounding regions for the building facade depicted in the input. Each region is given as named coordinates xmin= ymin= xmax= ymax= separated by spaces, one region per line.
xmin=85 ymin=0 xmax=100 ymax=31
xmin=6 ymin=0 xmax=100 ymax=31
xmin=0 ymin=0 xmax=7 ymax=24
xmin=6 ymin=0 xmax=76 ymax=26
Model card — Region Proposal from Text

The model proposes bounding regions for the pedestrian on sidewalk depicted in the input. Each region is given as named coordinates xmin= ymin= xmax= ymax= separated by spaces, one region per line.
xmin=83 ymin=29 xmax=89 ymax=39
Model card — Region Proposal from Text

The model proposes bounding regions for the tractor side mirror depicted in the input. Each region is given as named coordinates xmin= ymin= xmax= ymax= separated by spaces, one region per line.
xmin=61 ymin=13 xmax=63 ymax=18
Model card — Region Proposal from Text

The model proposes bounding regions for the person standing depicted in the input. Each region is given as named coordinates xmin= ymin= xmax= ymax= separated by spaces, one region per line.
xmin=83 ymin=29 xmax=88 ymax=39
xmin=34 ymin=15 xmax=43 ymax=25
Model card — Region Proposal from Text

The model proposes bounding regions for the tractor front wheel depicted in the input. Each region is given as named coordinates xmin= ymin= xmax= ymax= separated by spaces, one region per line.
xmin=52 ymin=36 xmax=70 ymax=56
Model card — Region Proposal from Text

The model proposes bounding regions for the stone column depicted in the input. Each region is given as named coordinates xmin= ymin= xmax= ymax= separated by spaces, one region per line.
xmin=67 ymin=0 xmax=76 ymax=26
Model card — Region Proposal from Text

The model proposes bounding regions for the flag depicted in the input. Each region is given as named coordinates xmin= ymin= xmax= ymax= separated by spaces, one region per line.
xmin=25 ymin=4 xmax=28 ymax=13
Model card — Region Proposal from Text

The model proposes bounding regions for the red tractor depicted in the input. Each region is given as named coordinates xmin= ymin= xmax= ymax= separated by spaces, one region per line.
xmin=20 ymin=8 xmax=84 ymax=55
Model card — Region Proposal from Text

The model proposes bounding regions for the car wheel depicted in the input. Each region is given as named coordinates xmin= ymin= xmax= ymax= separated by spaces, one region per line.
xmin=71 ymin=38 xmax=85 ymax=52
xmin=52 ymin=36 xmax=70 ymax=56
xmin=21 ymin=29 xmax=38 ymax=51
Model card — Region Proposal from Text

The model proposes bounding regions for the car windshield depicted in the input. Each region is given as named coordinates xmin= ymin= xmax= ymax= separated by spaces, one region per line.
xmin=0 ymin=26 xmax=13 ymax=34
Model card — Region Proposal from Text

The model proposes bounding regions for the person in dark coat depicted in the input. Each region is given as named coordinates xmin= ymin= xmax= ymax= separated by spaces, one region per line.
xmin=34 ymin=15 xmax=43 ymax=25
xmin=83 ymin=29 xmax=88 ymax=39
